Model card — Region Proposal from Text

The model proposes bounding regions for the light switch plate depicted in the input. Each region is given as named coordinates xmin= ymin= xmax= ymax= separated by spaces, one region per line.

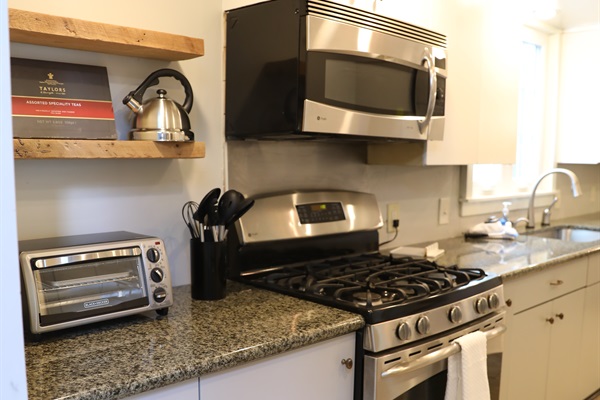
xmin=438 ymin=197 xmax=450 ymax=225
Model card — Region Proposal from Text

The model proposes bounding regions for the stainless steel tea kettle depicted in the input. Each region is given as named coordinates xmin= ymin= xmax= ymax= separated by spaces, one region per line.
xmin=123 ymin=69 xmax=194 ymax=141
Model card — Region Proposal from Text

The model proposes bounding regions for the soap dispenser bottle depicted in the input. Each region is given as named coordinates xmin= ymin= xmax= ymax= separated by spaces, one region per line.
xmin=500 ymin=201 xmax=511 ymax=225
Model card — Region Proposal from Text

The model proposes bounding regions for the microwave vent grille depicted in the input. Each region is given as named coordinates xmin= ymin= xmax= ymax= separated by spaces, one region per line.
xmin=307 ymin=0 xmax=446 ymax=49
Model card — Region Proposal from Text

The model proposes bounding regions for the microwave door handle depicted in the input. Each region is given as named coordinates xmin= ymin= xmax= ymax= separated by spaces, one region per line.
xmin=380 ymin=325 xmax=506 ymax=378
xmin=417 ymin=50 xmax=437 ymax=136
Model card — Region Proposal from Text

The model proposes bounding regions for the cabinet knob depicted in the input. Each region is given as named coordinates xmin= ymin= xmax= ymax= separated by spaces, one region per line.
xmin=506 ymin=299 xmax=512 ymax=307
xmin=549 ymin=280 xmax=564 ymax=286
xmin=555 ymin=313 xmax=564 ymax=320
xmin=546 ymin=317 xmax=555 ymax=324
xmin=341 ymin=358 xmax=353 ymax=370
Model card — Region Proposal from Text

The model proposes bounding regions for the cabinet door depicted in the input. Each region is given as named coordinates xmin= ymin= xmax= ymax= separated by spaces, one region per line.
xmin=367 ymin=0 xmax=519 ymax=166
xmin=373 ymin=0 xmax=434 ymax=28
xmin=503 ymin=301 xmax=553 ymax=400
xmin=546 ymin=290 xmax=585 ymax=400
xmin=580 ymin=283 xmax=600 ymax=398
xmin=556 ymin=28 xmax=600 ymax=164
xmin=200 ymin=333 xmax=356 ymax=400
xmin=125 ymin=378 xmax=198 ymax=400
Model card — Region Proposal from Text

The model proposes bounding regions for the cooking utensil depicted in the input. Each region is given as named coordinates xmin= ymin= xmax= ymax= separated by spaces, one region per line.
xmin=182 ymin=201 xmax=200 ymax=239
xmin=218 ymin=189 xmax=245 ymax=226
xmin=224 ymin=198 xmax=255 ymax=228
xmin=194 ymin=188 xmax=221 ymax=225
xmin=123 ymin=68 xmax=194 ymax=141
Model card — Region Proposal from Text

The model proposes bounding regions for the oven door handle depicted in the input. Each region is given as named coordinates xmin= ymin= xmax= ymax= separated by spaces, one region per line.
xmin=381 ymin=325 xmax=506 ymax=378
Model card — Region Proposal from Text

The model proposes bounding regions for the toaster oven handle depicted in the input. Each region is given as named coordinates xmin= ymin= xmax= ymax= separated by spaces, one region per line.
xmin=34 ymin=247 xmax=142 ymax=269
xmin=417 ymin=49 xmax=437 ymax=137
xmin=381 ymin=325 xmax=506 ymax=378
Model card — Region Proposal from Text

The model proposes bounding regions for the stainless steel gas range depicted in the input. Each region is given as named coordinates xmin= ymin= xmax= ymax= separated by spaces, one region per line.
xmin=227 ymin=190 xmax=506 ymax=400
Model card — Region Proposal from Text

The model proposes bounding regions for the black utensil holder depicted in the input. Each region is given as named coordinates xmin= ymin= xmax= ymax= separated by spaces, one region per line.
xmin=190 ymin=239 xmax=227 ymax=300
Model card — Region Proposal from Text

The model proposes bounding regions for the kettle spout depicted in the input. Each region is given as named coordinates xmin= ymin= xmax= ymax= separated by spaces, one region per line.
xmin=123 ymin=94 xmax=143 ymax=114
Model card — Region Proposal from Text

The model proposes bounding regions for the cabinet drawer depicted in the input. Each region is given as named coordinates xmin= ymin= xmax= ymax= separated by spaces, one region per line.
xmin=504 ymin=257 xmax=587 ymax=314
xmin=588 ymin=252 xmax=600 ymax=285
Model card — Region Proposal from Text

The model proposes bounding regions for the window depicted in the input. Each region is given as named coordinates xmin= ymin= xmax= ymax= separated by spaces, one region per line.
xmin=461 ymin=26 xmax=559 ymax=216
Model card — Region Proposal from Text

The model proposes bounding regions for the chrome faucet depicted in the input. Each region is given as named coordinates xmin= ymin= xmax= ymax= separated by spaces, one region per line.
xmin=526 ymin=168 xmax=582 ymax=229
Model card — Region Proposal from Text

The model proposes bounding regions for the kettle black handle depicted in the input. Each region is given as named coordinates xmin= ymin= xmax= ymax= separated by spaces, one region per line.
xmin=122 ymin=68 xmax=193 ymax=113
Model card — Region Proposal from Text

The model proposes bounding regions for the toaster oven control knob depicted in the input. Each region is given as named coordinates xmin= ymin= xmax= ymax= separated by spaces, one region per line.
xmin=475 ymin=297 xmax=489 ymax=314
xmin=488 ymin=293 xmax=500 ymax=309
xmin=146 ymin=248 xmax=160 ymax=263
xmin=396 ymin=322 xmax=411 ymax=341
xmin=416 ymin=316 xmax=431 ymax=335
xmin=150 ymin=268 xmax=164 ymax=283
xmin=153 ymin=287 xmax=167 ymax=303
xmin=448 ymin=306 xmax=463 ymax=324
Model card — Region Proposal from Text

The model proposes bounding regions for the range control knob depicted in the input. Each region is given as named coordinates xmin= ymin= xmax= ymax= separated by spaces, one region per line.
xmin=475 ymin=297 xmax=489 ymax=314
xmin=448 ymin=306 xmax=463 ymax=324
xmin=488 ymin=293 xmax=501 ymax=309
xmin=416 ymin=316 xmax=431 ymax=335
xmin=146 ymin=248 xmax=160 ymax=263
xmin=150 ymin=268 xmax=164 ymax=283
xmin=153 ymin=287 xmax=167 ymax=303
xmin=396 ymin=322 xmax=411 ymax=341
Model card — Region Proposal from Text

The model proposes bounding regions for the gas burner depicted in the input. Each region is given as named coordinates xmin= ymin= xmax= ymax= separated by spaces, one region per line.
xmin=352 ymin=291 xmax=383 ymax=307
xmin=247 ymin=254 xmax=492 ymax=321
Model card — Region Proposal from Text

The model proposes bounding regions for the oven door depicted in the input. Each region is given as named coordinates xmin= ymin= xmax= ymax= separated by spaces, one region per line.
xmin=303 ymin=15 xmax=446 ymax=141
xmin=363 ymin=313 xmax=505 ymax=400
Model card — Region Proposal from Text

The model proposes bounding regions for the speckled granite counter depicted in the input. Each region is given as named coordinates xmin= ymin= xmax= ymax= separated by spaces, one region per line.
xmin=24 ymin=215 xmax=599 ymax=400
xmin=24 ymin=281 xmax=364 ymax=400
xmin=430 ymin=213 xmax=600 ymax=280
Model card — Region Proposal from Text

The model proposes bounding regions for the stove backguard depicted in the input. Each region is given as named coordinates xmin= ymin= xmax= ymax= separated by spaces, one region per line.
xmin=226 ymin=190 xmax=383 ymax=276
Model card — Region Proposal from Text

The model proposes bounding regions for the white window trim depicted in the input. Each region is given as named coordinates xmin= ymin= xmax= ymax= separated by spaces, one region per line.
xmin=460 ymin=191 xmax=557 ymax=217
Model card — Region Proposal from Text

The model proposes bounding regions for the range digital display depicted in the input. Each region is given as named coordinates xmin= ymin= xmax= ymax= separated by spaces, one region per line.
xmin=296 ymin=202 xmax=345 ymax=224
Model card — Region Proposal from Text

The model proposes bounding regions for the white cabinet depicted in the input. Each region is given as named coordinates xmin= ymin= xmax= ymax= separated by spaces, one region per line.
xmin=199 ymin=333 xmax=356 ymax=400
xmin=503 ymin=290 xmax=584 ymax=400
xmin=367 ymin=0 xmax=519 ymax=166
xmin=556 ymin=28 xmax=600 ymax=164
xmin=125 ymin=378 xmax=199 ymax=400
xmin=500 ymin=256 xmax=596 ymax=400
xmin=580 ymin=252 xmax=600 ymax=398
xmin=372 ymin=0 xmax=434 ymax=28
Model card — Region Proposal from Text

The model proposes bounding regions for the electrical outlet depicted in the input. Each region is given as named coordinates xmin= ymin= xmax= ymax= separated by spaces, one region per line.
xmin=438 ymin=197 xmax=450 ymax=225
xmin=387 ymin=203 xmax=400 ymax=233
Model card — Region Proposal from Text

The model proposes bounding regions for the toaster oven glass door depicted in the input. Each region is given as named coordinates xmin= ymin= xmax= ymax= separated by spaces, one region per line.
xmin=33 ymin=248 xmax=149 ymax=326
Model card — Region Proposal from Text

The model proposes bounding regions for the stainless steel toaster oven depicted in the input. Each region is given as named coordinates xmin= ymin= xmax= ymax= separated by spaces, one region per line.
xmin=19 ymin=231 xmax=173 ymax=334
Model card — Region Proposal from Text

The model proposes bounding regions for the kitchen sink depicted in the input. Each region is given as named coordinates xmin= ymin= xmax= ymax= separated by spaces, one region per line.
xmin=526 ymin=226 xmax=600 ymax=242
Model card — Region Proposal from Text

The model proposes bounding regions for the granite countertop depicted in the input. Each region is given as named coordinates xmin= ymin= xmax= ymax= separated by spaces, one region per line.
xmin=431 ymin=213 xmax=600 ymax=280
xmin=24 ymin=282 xmax=364 ymax=400
xmin=24 ymin=214 xmax=599 ymax=400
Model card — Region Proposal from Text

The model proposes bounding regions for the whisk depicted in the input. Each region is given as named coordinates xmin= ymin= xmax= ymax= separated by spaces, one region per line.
xmin=181 ymin=201 xmax=201 ymax=239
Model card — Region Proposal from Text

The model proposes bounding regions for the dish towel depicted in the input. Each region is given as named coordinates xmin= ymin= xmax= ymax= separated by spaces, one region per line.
xmin=465 ymin=221 xmax=519 ymax=240
xmin=445 ymin=331 xmax=491 ymax=400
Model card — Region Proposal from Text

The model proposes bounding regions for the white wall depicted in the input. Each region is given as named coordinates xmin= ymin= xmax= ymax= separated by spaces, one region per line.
xmin=1 ymin=0 xmax=27 ymax=398
xmin=8 ymin=0 xmax=225 ymax=286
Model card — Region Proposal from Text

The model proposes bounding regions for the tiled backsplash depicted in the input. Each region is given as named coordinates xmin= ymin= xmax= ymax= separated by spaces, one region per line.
xmin=227 ymin=141 xmax=600 ymax=249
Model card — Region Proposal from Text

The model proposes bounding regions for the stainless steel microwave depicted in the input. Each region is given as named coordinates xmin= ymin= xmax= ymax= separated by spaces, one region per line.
xmin=19 ymin=231 xmax=173 ymax=334
xmin=225 ymin=0 xmax=447 ymax=142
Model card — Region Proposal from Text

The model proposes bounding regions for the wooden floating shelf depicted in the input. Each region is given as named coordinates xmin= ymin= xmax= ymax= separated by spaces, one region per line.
xmin=8 ymin=8 xmax=204 ymax=61
xmin=13 ymin=139 xmax=206 ymax=159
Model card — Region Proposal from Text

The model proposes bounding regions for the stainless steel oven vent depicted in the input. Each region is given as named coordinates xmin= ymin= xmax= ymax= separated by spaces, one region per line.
xmin=307 ymin=0 xmax=447 ymax=48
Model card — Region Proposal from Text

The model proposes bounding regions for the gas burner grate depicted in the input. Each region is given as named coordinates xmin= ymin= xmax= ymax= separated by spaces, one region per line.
xmin=254 ymin=254 xmax=487 ymax=309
